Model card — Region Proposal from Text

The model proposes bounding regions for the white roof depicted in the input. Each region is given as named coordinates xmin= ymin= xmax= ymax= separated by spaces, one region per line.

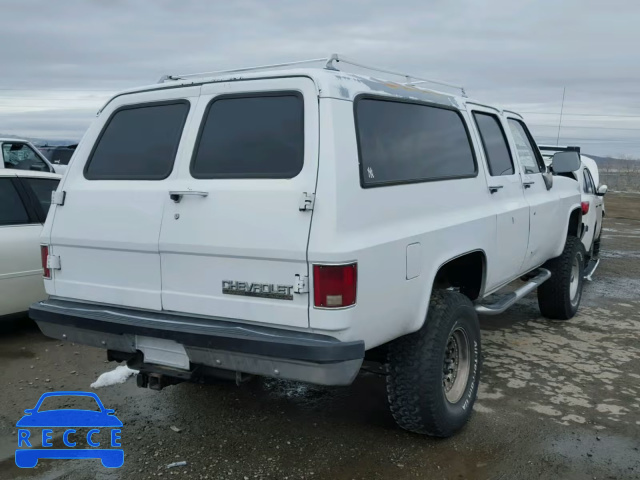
xmin=98 ymin=65 xmax=515 ymax=118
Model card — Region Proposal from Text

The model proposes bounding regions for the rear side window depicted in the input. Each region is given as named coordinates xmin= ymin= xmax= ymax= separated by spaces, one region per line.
xmin=85 ymin=101 xmax=190 ymax=180
xmin=583 ymin=169 xmax=595 ymax=194
xmin=22 ymin=178 xmax=60 ymax=218
xmin=191 ymin=93 xmax=304 ymax=179
xmin=0 ymin=178 xmax=30 ymax=226
xmin=355 ymin=98 xmax=476 ymax=187
xmin=473 ymin=112 xmax=514 ymax=176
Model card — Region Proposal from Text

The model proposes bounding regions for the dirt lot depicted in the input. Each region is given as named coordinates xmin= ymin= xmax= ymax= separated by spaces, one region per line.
xmin=1 ymin=193 xmax=639 ymax=480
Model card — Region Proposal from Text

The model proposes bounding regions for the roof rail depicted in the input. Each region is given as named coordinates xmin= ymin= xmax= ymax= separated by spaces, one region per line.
xmin=157 ymin=53 xmax=467 ymax=96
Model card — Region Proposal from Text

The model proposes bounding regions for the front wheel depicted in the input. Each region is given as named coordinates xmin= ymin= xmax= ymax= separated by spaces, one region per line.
xmin=538 ymin=235 xmax=585 ymax=320
xmin=386 ymin=290 xmax=481 ymax=437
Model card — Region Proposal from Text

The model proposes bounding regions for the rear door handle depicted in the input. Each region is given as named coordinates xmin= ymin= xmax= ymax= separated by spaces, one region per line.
xmin=523 ymin=181 xmax=535 ymax=189
xmin=169 ymin=191 xmax=209 ymax=203
xmin=488 ymin=185 xmax=504 ymax=194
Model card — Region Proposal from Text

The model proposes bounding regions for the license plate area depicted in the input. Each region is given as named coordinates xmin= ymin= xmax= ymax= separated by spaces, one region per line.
xmin=135 ymin=336 xmax=190 ymax=370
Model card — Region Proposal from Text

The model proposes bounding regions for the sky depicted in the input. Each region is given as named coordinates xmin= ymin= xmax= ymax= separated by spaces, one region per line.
xmin=1 ymin=0 xmax=639 ymax=157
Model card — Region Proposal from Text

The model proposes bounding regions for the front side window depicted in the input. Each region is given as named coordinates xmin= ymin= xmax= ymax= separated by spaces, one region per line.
xmin=0 ymin=178 xmax=30 ymax=226
xmin=85 ymin=101 xmax=190 ymax=180
xmin=473 ymin=112 xmax=515 ymax=176
xmin=191 ymin=93 xmax=304 ymax=179
xmin=23 ymin=178 xmax=60 ymax=218
xmin=2 ymin=143 xmax=50 ymax=172
xmin=355 ymin=98 xmax=476 ymax=187
xmin=507 ymin=119 xmax=545 ymax=175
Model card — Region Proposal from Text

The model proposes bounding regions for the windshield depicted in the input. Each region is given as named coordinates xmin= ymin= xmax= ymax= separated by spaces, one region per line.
xmin=37 ymin=395 xmax=101 ymax=412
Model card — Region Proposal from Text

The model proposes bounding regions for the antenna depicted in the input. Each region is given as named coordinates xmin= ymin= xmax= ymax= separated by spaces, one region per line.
xmin=556 ymin=87 xmax=566 ymax=146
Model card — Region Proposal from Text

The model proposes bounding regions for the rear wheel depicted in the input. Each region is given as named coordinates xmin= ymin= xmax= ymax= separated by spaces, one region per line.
xmin=386 ymin=290 xmax=481 ymax=437
xmin=538 ymin=236 xmax=585 ymax=320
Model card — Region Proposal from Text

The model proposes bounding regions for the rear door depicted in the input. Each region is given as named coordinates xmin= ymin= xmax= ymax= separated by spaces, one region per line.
xmin=0 ymin=175 xmax=46 ymax=315
xmin=159 ymin=77 xmax=318 ymax=328
xmin=49 ymin=87 xmax=199 ymax=310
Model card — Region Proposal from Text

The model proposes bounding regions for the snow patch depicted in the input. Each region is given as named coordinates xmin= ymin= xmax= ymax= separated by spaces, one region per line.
xmin=91 ymin=365 xmax=138 ymax=388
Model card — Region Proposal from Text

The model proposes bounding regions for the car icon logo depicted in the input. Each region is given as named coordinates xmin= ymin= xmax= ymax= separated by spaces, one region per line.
xmin=15 ymin=391 xmax=124 ymax=468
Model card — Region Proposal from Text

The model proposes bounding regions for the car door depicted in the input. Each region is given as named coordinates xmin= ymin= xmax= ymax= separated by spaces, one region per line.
xmin=48 ymin=88 xmax=199 ymax=310
xmin=506 ymin=118 xmax=561 ymax=272
xmin=470 ymin=109 xmax=529 ymax=286
xmin=159 ymin=77 xmax=318 ymax=329
xmin=583 ymin=167 xmax=604 ymax=244
xmin=0 ymin=176 xmax=45 ymax=316
xmin=579 ymin=167 xmax=598 ymax=251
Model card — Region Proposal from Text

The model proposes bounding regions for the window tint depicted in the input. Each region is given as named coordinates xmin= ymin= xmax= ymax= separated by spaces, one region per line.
xmin=2 ymin=143 xmax=50 ymax=172
xmin=473 ymin=113 xmax=514 ymax=176
xmin=85 ymin=102 xmax=190 ymax=180
xmin=23 ymin=178 xmax=60 ymax=217
xmin=0 ymin=178 xmax=30 ymax=226
xmin=583 ymin=169 xmax=595 ymax=194
xmin=507 ymin=119 xmax=544 ymax=174
xmin=191 ymin=94 xmax=304 ymax=179
xmin=355 ymin=98 xmax=476 ymax=187
xmin=50 ymin=147 xmax=75 ymax=166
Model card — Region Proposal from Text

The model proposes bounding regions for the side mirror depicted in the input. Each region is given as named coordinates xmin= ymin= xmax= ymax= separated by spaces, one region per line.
xmin=552 ymin=151 xmax=581 ymax=173
xmin=597 ymin=185 xmax=608 ymax=196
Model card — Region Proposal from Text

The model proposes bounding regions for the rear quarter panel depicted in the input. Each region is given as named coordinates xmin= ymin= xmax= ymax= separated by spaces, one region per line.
xmin=308 ymin=99 xmax=496 ymax=348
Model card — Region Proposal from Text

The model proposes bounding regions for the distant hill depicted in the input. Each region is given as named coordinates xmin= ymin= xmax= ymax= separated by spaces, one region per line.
xmin=0 ymin=133 xmax=76 ymax=146
xmin=583 ymin=154 xmax=640 ymax=171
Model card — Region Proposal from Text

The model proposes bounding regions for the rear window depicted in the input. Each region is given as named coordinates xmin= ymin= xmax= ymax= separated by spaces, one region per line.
xmin=355 ymin=98 xmax=476 ymax=187
xmin=85 ymin=101 xmax=190 ymax=180
xmin=190 ymin=93 xmax=304 ymax=179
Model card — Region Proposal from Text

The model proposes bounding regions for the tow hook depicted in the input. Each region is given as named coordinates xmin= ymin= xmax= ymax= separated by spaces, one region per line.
xmin=136 ymin=372 xmax=182 ymax=391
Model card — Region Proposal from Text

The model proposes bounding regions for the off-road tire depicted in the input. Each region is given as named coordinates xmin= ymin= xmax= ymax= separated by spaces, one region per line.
xmin=386 ymin=290 xmax=481 ymax=437
xmin=538 ymin=235 xmax=585 ymax=320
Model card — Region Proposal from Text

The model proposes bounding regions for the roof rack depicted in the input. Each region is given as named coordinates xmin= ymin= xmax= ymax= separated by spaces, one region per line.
xmin=158 ymin=53 xmax=467 ymax=97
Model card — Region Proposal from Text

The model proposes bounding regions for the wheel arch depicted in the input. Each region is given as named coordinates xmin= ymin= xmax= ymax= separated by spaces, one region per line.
xmin=411 ymin=249 xmax=486 ymax=332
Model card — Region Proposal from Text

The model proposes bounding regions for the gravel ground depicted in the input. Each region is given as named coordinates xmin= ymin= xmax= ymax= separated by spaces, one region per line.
xmin=1 ymin=194 xmax=639 ymax=480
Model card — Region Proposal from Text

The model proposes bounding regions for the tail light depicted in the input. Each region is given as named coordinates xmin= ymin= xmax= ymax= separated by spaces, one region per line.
xmin=313 ymin=264 xmax=357 ymax=308
xmin=41 ymin=245 xmax=51 ymax=279
xmin=581 ymin=201 xmax=590 ymax=215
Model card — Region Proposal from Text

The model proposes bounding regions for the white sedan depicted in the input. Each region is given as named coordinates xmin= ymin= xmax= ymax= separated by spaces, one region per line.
xmin=0 ymin=169 xmax=60 ymax=319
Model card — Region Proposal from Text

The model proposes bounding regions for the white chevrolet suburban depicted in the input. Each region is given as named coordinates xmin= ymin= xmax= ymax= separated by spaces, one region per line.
xmin=31 ymin=55 xmax=585 ymax=437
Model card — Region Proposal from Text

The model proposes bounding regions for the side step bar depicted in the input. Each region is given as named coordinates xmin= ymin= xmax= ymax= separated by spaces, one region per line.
xmin=584 ymin=258 xmax=600 ymax=281
xmin=475 ymin=268 xmax=551 ymax=316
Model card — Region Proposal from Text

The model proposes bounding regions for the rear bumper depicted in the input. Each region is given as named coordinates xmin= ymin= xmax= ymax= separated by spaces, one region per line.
xmin=30 ymin=298 xmax=364 ymax=386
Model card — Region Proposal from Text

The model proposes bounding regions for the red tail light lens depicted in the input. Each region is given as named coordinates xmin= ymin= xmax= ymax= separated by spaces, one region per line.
xmin=41 ymin=245 xmax=51 ymax=279
xmin=313 ymin=264 xmax=357 ymax=308
xmin=581 ymin=201 xmax=590 ymax=215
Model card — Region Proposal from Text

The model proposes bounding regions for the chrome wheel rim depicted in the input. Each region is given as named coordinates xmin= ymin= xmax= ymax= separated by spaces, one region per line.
xmin=570 ymin=255 xmax=580 ymax=305
xmin=443 ymin=327 xmax=471 ymax=404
